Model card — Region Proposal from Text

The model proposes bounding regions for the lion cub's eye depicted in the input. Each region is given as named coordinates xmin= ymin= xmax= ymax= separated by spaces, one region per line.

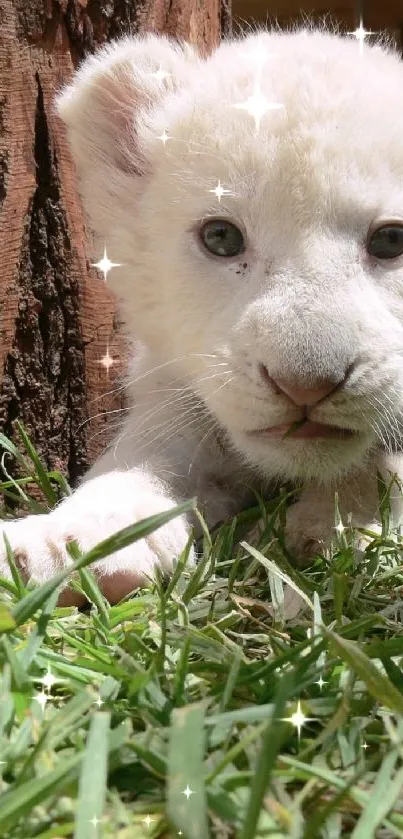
xmin=200 ymin=219 xmax=245 ymax=257
xmin=367 ymin=223 xmax=403 ymax=260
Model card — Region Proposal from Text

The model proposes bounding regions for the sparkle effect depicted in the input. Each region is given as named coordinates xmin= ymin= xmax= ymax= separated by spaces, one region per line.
xmin=282 ymin=700 xmax=316 ymax=739
xmin=89 ymin=815 xmax=103 ymax=829
xmin=92 ymin=15 xmax=380 ymax=472
xmin=347 ymin=17 xmax=380 ymax=56
xmin=92 ymin=246 xmax=122 ymax=282
xmin=92 ymin=247 xmax=121 ymax=376
xmin=34 ymin=690 xmax=50 ymax=710
xmin=33 ymin=666 xmax=62 ymax=711
xmin=4 ymin=26 xmax=384 ymax=824
xmin=143 ymin=815 xmax=155 ymax=828
xmin=157 ymin=129 xmax=171 ymax=145
xmin=233 ymin=87 xmax=284 ymax=133
xmin=38 ymin=666 xmax=61 ymax=692
xmin=99 ymin=345 xmax=115 ymax=378
xmin=233 ymin=47 xmax=283 ymax=133
xmin=209 ymin=180 xmax=232 ymax=202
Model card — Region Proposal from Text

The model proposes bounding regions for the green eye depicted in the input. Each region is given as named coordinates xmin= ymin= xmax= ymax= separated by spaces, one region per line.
xmin=200 ymin=219 xmax=245 ymax=257
xmin=367 ymin=224 xmax=403 ymax=260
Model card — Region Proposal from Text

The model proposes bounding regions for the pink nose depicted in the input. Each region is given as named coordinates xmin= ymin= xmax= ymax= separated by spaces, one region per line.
xmin=261 ymin=367 xmax=343 ymax=406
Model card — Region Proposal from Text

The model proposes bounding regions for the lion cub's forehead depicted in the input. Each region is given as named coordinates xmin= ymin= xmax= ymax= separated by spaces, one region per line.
xmin=166 ymin=29 xmax=403 ymax=148
xmin=202 ymin=29 xmax=402 ymax=106
xmin=156 ymin=30 xmax=403 ymax=226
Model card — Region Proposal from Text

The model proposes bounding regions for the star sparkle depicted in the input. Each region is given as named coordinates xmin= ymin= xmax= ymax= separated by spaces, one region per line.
xmin=315 ymin=676 xmax=327 ymax=691
xmin=99 ymin=345 xmax=115 ymax=377
xmin=347 ymin=17 xmax=379 ymax=56
xmin=233 ymin=87 xmax=284 ymax=133
xmin=34 ymin=690 xmax=50 ymax=710
xmin=233 ymin=44 xmax=284 ymax=133
xmin=89 ymin=814 xmax=103 ymax=828
xmin=92 ymin=246 xmax=122 ymax=282
xmin=38 ymin=666 xmax=61 ymax=692
xmin=281 ymin=700 xmax=316 ymax=739
xmin=143 ymin=815 xmax=155 ymax=828
xmin=182 ymin=784 xmax=194 ymax=799
xmin=157 ymin=129 xmax=171 ymax=145
xmin=209 ymin=180 xmax=232 ymax=202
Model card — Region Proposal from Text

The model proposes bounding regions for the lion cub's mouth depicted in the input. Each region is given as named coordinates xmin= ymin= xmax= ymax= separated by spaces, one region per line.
xmin=252 ymin=420 xmax=358 ymax=441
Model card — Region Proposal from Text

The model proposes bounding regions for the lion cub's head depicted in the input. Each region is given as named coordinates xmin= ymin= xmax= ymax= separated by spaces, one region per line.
xmin=57 ymin=24 xmax=403 ymax=483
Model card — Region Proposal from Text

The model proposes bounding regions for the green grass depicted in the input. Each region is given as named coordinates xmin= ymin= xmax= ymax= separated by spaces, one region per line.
xmin=1 ymin=427 xmax=403 ymax=837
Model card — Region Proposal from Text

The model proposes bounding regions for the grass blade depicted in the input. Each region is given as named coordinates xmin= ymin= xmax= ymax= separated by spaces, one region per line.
xmin=241 ymin=541 xmax=313 ymax=611
xmin=16 ymin=421 xmax=58 ymax=506
xmin=0 ymin=754 xmax=83 ymax=831
xmin=74 ymin=711 xmax=111 ymax=838
xmin=351 ymin=753 xmax=403 ymax=838
xmin=324 ymin=628 xmax=403 ymax=713
xmin=239 ymin=671 xmax=294 ymax=839
xmin=167 ymin=702 xmax=209 ymax=839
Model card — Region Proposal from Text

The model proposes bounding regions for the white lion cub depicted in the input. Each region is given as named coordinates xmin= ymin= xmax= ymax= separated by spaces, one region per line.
xmin=2 ymin=23 xmax=403 ymax=604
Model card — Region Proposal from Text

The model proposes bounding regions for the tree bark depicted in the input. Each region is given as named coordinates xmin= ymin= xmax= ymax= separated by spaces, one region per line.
xmin=0 ymin=0 xmax=232 ymax=486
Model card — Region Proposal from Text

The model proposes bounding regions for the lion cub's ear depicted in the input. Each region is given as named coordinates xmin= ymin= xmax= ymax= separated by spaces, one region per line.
xmin=56 ymin=33 xmax=198 ymax=174
xmin=55 ymin=34 xmax=199 ymax=231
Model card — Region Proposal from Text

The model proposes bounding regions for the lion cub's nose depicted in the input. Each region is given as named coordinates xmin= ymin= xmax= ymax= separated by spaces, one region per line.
xmin=273 ymin=378 xmax=339 ymax=406
xmin=259 ymin=365 xmax=346 ymax=406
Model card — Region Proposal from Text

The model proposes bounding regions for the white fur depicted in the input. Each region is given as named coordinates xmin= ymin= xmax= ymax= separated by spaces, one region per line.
xmin=2 ymin=21 xmax=403 ymax=604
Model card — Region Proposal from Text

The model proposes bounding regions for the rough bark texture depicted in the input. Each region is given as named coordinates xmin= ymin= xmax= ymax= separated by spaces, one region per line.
xmin=0 ymin=0 xmax=232 ymax=488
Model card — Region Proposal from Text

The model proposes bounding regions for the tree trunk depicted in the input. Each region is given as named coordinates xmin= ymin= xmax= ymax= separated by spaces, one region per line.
xmin=0 ymin=0 xmax=232 ymax=487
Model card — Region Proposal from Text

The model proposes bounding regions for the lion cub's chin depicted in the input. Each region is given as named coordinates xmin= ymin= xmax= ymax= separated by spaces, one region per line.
xmin=233 ymin=429 xmax=374 ymax=483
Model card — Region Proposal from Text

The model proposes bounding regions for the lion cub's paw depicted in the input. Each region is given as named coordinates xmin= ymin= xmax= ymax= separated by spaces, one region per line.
xmin=284 ymin=498 xmax=386 ymax=562
xmin=0 ymin=472 xmax=193 ymax=605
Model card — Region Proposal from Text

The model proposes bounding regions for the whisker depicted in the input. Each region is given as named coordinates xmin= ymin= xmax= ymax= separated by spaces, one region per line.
xmin=88 ymin=351 xmax=225 ymax=405
xmin=113 ymin=372 xmax=235 ymax=464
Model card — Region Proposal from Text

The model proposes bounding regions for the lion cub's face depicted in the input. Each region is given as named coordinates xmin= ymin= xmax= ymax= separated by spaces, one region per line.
xmin=58 ymin=26 xmax=403 ymax=482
